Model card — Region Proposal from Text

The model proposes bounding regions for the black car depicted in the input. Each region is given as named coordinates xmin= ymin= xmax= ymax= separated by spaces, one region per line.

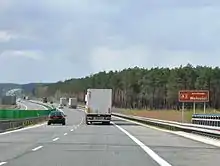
xmin=47 ymin=111 xmax=66 ymax=125
xmin=42 ymin=97 xmax=47 ymax=103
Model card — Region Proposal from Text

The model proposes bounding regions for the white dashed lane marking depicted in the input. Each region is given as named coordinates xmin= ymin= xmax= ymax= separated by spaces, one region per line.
xmin=52 ymin=137 xmax=59 ymax=141
xmin=0 ymin=162 xmax=7 ymax=165
xmin=32 ymin=146 xmax=43 ymax=151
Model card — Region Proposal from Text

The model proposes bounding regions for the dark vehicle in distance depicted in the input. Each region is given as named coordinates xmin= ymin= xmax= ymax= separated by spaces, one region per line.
xmin=47 ymin=111 xmax=66 ymax=125
xmin=42 ymin=97 xmax=47 ymax=103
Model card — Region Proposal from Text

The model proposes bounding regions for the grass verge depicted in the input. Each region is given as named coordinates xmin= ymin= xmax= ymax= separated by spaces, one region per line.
xmin=115 ymin=108 xmax=220 ymax=123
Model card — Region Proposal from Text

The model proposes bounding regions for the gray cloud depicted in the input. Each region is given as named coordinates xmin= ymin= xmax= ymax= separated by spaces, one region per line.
xmin=0 ymin=0 xmax=220 ymax=83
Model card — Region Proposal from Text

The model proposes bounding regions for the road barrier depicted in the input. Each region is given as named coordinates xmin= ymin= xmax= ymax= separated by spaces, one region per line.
xmin=0 ymin=109 xmax=55 ymax=120
xmin=0 ymin=109 xmax=55 ymax=133
xmin=0 ymin=101 xmax=56 ymax=133
xmin=0 ymin=116 xmax=48 ymax=133
xmin=192 ymin=114 xmax=220 ymax=127
xmin=112 ymin=112 xmax=220 ymax=138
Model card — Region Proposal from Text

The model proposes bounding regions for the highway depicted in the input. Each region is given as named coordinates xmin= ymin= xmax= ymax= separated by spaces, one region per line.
xmin=17 ymin=100 xmax=47 ymax=110
xmin=0 ymin=102 xmax=220 ymax=165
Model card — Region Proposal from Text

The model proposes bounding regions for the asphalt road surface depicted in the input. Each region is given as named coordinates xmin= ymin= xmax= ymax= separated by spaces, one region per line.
xmin=0 ymin=103 xmax=220 ymax=166
xmin=17 ymin=100 xmax=47 ymax=110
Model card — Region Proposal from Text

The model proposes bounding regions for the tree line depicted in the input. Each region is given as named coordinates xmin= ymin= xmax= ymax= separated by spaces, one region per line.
xmin=34 ymin=64 xmax=220 ymax=110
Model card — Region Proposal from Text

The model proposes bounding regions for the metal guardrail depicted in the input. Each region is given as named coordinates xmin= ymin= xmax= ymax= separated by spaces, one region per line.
xmin=0 ymin=100 xmax=55 ymax=133
xmin=192 ymin=114 xmax=220 ymax=127
xmin=0 ymin=116 xmax=48 ymax=133
xmin=0 ymin=109 xmax=54 ymax=120
xmin=77 ymin=105 xmax=220 ymax=130
xmin=112 ymin=113 xmax=220 ymax=138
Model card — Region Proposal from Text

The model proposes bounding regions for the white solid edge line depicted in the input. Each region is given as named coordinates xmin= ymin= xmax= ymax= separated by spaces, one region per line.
xmin=41 ymin=105 xmax=48 ymax=110
xmin=112 ymin=122 xmax=172 ymax=166
xmin=36 ymin=103 xmax=48 ymax=110
xmin=113 ymin=116 xmax=220 ymax=148
xmin=80 ymin=117 xmax=84 ymax=124
xmin=28 ymin=100 xmax=48 ymax=110
xmin=0 ymin=162 xmax=7 ymax=165
xmin=114 ymin=116 xmax=177 ymax=134
xmin=0 ymin=123 xmax=46 ymax=136
xmin=32 ymin=146 xmax=43 ymax=151
xmin=53 ymin=137 xmax=59 ymax=141
xmin=18 ymin=102 xmax=28 ymax=110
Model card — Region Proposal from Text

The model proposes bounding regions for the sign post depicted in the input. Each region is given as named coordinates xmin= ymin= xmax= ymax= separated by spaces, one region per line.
xmin=193 ymin=102 xmax=196 ymax=114
xmin=181 ymin=102 xmax=185 ymax=123
xmin=178 ymin=90 xmax=209 ymax=122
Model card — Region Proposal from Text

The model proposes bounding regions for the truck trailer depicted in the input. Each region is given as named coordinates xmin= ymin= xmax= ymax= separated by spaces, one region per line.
xmin=60 ymin=97 xmax=67 ymax=106
xmin=85 ymin=89 xmax=112 ymax=125
xmin=68 ymin=98 xmax=77 ymax=109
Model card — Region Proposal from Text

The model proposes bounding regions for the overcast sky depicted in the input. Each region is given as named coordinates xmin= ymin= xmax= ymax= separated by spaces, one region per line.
xmin=0 ymin=0 xmax=220 ymax=83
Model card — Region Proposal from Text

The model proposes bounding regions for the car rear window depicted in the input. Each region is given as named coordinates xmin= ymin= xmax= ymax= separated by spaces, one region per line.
xmin=50 ymin=111 xmax=64 ymax=116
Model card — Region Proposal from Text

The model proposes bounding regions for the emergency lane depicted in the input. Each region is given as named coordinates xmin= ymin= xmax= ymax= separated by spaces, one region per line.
xmin=111 ymin=117 xmax=220 ymax=166
xmin=3 ymin=106 xmax=220 ymax=166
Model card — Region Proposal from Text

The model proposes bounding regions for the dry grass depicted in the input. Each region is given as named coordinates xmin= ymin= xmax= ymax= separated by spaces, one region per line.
xmin=116 ymin=108 xmax=220 ymax=123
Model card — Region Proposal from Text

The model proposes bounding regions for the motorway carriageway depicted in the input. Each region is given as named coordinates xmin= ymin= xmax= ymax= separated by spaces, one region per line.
xmin=17 ymin=100 xmax=48 ymax=110
xmin=0 ymin=101 xmax=220 ymax=166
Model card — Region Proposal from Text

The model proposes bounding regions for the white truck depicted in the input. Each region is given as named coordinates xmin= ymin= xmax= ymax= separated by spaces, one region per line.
xmin=60 ymin=97 xmax=67 ymax=106
xmin=68 ymin=97 xmax=77 ymax=109
xmin=85 ymin=89 xmax=112 ymax=125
